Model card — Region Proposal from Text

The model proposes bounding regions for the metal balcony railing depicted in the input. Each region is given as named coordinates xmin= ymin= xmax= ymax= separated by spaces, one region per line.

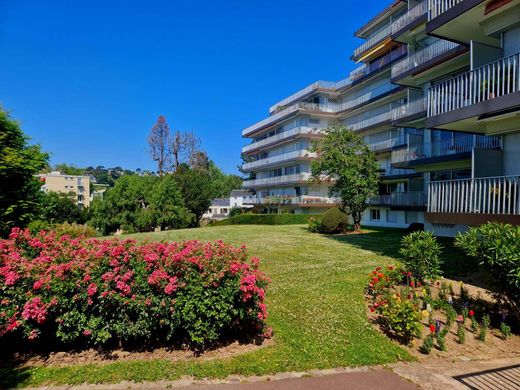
xmin=242 ymin=173 xmax=312 ymax=188
xmin=391 ymin=135 xmax=502 ymax=164
xmin=353 ymin=25 xmax=392 ymax=59
xmin=242 ymin=150 xmax=317 ymax=171
xmin=336 ymin=83 xmax=398 ymax=112
xmin=392 ymin=0 xmax=428 ymax=34
xmin=369 ymin=137 xmax=407 ymax=152
xmin=242 ymin=127 xmax=322 ymax=153
xmin=392 ymin=97 xmax=426 ymax=120
xmin=369 ymin=191 xmax=426 ymax=206
xmin=428 ymin=0 xmax=464 ymax=20
xmin=428 ymin=53 xmax=520 ymax=117
xmin=347 ymin=109 xmax=393 ymax=132
xmin=428 ymin=175 xmax=520 ymax=215
xmin=392 ymin=39 xmax=459 ymax=78
xmin=269 ymin=81 xmax=338 ymax=114
xmin=244 ymin=195 xmax=341 ymax=206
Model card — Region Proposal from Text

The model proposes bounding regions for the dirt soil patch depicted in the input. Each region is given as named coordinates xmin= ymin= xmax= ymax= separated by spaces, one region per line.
xmin=4 ymin=338 xmax=274 ymax=368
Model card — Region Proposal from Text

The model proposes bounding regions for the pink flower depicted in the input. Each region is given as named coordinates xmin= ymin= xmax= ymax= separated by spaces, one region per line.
xmin=22 ymin=297 xmax=47 ymax=324
xmin=164 ymin=277 xmax=178 ymax=295
xmin=4 ymin=271 xmax=19 ymax=286
xmin=33 ymin=279 xmax=45 ymax=290
xmin=87 ymin=283 xmax=97 ymax=297
xmin=83 ymin=329 xmax=92 ymax=336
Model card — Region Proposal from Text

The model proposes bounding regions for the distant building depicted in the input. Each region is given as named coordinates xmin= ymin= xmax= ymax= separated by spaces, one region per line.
xmin=229 ymin=189 xmax=254 ymax=209
xmin=37 ymin=171 xmax=91 ymax=209
xmin=203 ymin=198 xmax=231 ymax=221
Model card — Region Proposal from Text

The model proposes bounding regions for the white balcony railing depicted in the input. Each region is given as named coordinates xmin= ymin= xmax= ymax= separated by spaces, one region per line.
xmin=392 ymin=39 xmax=460 ymax=78
xmin=353 ymin=25 xmax=392 ymax=59
xmin=392 ymin=97 xmax=426 ymax=120
xmin=392 ymin=0 xmax=428 ymax=34
xmin=368 ymin=191 xmax=426 ymax=206
xmin=243 ymin=102 xmax=336 ymax=136
xmin=242 ymin=150 xmax=317 ymax=171
xmin=336 ymin=83 xmax=398 ymax=112
xmin=242 ymin=127 xmax=322 ymax=153
xmin=428 ymin=175 xmax=520 ymax=215
xmin=242 ymin=173 xmax=312 ymax=188
xmin=269 ymin=81 xmax=337 ymax=114
xmin=244 ymin=195 xmax=341 ymax=206
xmin=347 ymin=109 xmax=393 ymax=132
xmin=428 ymin=53 xmax=520 ymax=117
xmin=428 ymin=0 xmax=464 ymax=20
xmin=391 ymin=135 xmax=502 ymax=164
xmin=369 ymin=137 xmax=406 ymax=152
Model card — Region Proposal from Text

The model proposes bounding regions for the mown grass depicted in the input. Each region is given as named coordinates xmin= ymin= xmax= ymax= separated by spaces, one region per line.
xmin=2 ymin=225 xmax=423 ymax=388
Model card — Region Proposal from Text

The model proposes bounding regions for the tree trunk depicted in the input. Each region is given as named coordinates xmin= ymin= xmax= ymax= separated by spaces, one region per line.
xmin=353 ymin=212 xmax=362 ymax=231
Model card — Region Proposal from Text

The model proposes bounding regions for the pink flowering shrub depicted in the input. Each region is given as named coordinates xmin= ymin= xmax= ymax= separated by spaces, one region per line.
xmin=0 ymin=228 xmax=270 ymax=349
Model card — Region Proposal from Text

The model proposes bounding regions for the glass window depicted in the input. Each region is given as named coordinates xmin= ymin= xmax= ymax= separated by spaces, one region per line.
xmin=370 ymin=209 xmax=381 ymax=221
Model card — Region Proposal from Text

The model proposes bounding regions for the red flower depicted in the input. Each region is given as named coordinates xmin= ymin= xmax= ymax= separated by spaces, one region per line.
xmin=469 ymin=309 xmax=475 ymax=317
xmin=372 ymin=277 xmax=379 ymax=283
xmin=370 ymin=307 xmax=375 ymax=312
xmin=410 ymin=281 xmax=415 ymax=288
xmin=429 ymin=324 xmax=436 ymax=333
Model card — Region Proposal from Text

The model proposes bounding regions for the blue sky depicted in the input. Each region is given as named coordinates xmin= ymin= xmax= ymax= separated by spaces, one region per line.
xmin=0 ymin=0 xmax=385 ymax=174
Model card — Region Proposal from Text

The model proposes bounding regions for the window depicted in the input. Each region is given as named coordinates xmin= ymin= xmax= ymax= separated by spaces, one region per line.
xmin=370 ymin=209 xmax=381 ymax=221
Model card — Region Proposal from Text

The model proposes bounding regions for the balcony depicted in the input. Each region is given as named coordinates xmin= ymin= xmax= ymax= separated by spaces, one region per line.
xmin=391 ymin=135 xmax=502 ymax=166
xmin=244 ymin=195 xmax=341 ymax=207
xmin=353 ymin=25 xmax=392 ymax=61
xmin=392 ymin=97 xmax=426 ymax=125
xmin=426 ymin=53 xmax=520 ymax=133
xmin=336 ymin=83 xmax=400 ymax=113
xmin=369 ymin=137 xmax=407 ymax=152
xmin=381 ymin=167 xmax=418 ymax=178
xmin=269 ymin=81 xmax=337 ymax=114
xmin=242 ymin=127 xmax=322 ymax=154
xmin=242 ymin=150 xmax=317 ymax=172
xmin=242 ymin=173 xmax=311 ymax=188
xmin=428 ymin=0 xmax=465 ymax=20
xmin=391 ymin=1 xmax=428 ymax=40
xmin=243 ymin=102 xmax=336 ymax=137
xmin=391 ymin=39 xmax=464 ymax=83
xmin=426 ymin=175 xmax=520 ymax=225
xmin=346 ymin=109 xmax=393 ymax=132
xmin=368 ymin=191 xmax=426 ymax=207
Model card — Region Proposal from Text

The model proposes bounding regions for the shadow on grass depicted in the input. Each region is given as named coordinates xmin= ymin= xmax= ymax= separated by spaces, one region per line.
xmin=0 ymin=367 xmax=31 ymax=389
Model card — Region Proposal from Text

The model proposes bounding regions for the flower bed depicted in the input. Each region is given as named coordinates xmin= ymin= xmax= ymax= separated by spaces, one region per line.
xmin=366 ymin=265 xmax=517 ymax=354
xmin=0 ymin=228 xmax=270 ymax=351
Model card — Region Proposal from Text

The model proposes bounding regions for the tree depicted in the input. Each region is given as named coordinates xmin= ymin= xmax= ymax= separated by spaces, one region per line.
xmin=169 ymin=130 xmax=201 ymax=171
xmin=173 ymin=166 xmax=214 ymax=227
xmin=0 ymin=108 xmax=49 ymax=236
xmin=207 ymin=161 xmax=243 ymax=198
xmin=89 ymin=175 xmax=192 ymax=235
xmin=38 ymin=191 xmax=85 ymax=224
xmin=148 ymin=116 xmax=171 ymax=176
xmin=53 ymin=163 xmax=84 ymax=175
xmin=311 ymin=123 xmax=379 ymax=230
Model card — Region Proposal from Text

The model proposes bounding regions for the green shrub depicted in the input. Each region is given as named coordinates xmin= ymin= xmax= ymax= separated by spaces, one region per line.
xmin=27 ymin=220 xmax=53 ymax=235
xmin=457 ymin=323 xmax=466 ymax=344
xmin=319 ymin=207 xmax=349 ymax=234
xmin=378 ymin=295 xmax=422 ymax=345
xmin=399 ymin=231 xmax=443 ymax=281
xmin=500 ymin=322 xmax=512 ymax=340
xmin=455 ymin=222 xmax=520 ymax=311
xmin=54 ymin=222 xmax=97 ymax=238
xmin=213 ymin=213 xmax=318 ymax=226
xmin=307 ymin=216 xmax=323 ymax=233
xmin=436 ymin=327 xmax=448 ymax=351
xmin=478 ymin=314 xmax=490 ymax=341
xmin=419 ymin=334 xmax=434 ymax=354
xmin=229 ymin=207 xmax=245 ymax=218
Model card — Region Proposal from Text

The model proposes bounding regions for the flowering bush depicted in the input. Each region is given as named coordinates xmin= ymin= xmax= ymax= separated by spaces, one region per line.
xmin=0 ymin=228 xmax=270 ymax=350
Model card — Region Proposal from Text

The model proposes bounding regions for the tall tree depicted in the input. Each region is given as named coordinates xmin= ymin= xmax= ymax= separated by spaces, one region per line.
xmin=0 ymin=108 xmax=49 ymax=236
xmin=148 ymin=116 xmax=171 ymax=176
xmin=169 ymin=130 xmax=201 ymax=171
xmin=38 ymin=191 xmax=85 ymax=224
xmin=311 ymin=123 xmax=379 ymax=230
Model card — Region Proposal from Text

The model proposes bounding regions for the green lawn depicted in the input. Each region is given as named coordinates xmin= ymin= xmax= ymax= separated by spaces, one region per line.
xmin=3 ymin=225 xmax=419 ymax=387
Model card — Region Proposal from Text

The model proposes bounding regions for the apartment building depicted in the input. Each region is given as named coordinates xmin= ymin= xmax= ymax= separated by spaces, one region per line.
xmin=241 ymin=0 xmax=520 ymax=234
xmin=38 ymin=172 xmax=91 ymax=209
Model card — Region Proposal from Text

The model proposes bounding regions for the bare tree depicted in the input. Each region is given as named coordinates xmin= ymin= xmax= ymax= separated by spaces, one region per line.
xmin=148 ymin=116 xmax=170 ymax=176
xmin=169 ymin=130 xmax=201 ymax=171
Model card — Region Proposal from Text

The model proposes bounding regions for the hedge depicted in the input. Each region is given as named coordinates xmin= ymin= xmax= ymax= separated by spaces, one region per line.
xmin=0 ymin=228 xmax=270 ymax=350
xmin=212 ymin=213 xmax=321 ymax=226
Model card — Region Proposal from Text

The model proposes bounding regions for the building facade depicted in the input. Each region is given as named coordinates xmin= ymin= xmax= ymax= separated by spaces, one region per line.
xmin=38 ymin=172 xmax=91 ymax=209
xmin=241 ymin=0 xmax=520 ymax=234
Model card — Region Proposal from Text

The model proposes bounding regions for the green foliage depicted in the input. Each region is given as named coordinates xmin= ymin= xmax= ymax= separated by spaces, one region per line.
xmin=378 ymin=294 xmax=422 ymax=345
xmin=436 ymin=327 xmax=448 ymax=351
xmin=38 ymin=191 xmax=86 ymax=224
xmin=28 ymin=220 xmax=53 ymax=234
xmin=229 ymin=207 xmax=245 ymax=218
xmin=478 ymin=314 xmax=490 ymax=341
xmin=207 ymin=162 xmax=243 ymax=198
xmin=307 ymin=216 xmax=323 ymax=233
xmin=173 ymin=166 xmax=214 ymax=226
xmin=213 ymin=213 xmax=317 ymax=226
xmin=399 ymin=231 xmax=443 ymax=281
xmin=0 ymin=108 xmax=49 ymax=236
xmin=455 ymin=222 xmax=520 ymax=310
xmin=457 ymin=323 xmax=466 ymax=344
xmin=53 ymin=222 xmax=97 ymax=238
xmin=52 ymin=163 xmax=85 ymax=176
xmin=89 ymin=175 xmax=192 ymax=234
xmin=500 ymin=322 xmax=512 ymax=340
xmin=319 ymin=207 xmax=349 ymax=234
xmin=311 ymin=122 xmax=379 ymax=230
xmin=444 ymin=305 xmax=456 ymax=328
xmin=419 ymin=334 xmax=434 ymax=354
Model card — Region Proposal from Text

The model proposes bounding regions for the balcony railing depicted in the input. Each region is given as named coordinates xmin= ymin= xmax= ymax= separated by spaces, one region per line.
xmin=353 ymin=25 xmax=392 ymax=59
xmin=392 ymin=39 xmax=460 ymax=78
xmin=392 ymin=0 xmax=428 ymax=34
xmin=369 ymin=191 xmax=426 ymax=206
xmin=428 ymin=175 xmax=520 ymax=215
xmin=347 ymin=109 xmax=393 ymax=132
xmin=244 ymin=195 xmax=341 ymax=206
xmin=336 ymin=83 xmax=398 ymax=112
xmin=242 ymin=127 xmax=322 ymax=153
xmin=381 ymin=167 xmax=415 ymax=177
xmin=242 ymin=173 xmax=312 ymax=188
xmin=369 ymin=137 xmax=407 ymax=152
xmin=242 ymin=150 xmax=317 ymax=171
xmin=428 ymin=0 xmax=464 ymax=20
xmin=428 ymin=53 xmax=520 ymax=117
xmin=391 ymin=135 xmax=502 ymax=164
xmin=269 ymin=81 xmax=337 ymax=114
xmin=392 ymin=97 xmax=426 ymax=120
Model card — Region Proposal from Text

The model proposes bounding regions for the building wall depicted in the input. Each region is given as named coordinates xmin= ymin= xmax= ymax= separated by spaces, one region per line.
xmin=40 ymin=174 xmax=91 ymax=208
xmin=502 ymin=132 xmax=520 ymax=176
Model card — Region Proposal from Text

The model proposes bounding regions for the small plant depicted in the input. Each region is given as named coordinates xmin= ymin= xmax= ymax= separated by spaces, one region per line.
xmin=500 ymin=322 xmax=512 ymax=340
xmin=399 ymin=231 xmax=443 ymax=281
xmin=478 ymin=315 xmax=490 ymax=341
xmin=437 ymin=327 xmax=448 ymax=351
xmin=461 ymin=307 xmax=469 ymax=322
xmin=457 ymin=323 xmax=466 ymax=344
xmin=378 ymin=293 xmax=422 ymax=345
xmin=469 ymin=310 xmax=478 ymax=332
xmin=445 ymin=306 xmax=456 ymax=328
xmin=307 ymin=216 xmax=323 ymax=233
xmin=420 ymin=334 xmax=434 ymax=354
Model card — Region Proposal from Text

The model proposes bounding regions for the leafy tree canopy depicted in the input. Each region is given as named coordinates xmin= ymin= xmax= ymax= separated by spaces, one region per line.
xmin=311 ymin=122 xmax=379 ymax=230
